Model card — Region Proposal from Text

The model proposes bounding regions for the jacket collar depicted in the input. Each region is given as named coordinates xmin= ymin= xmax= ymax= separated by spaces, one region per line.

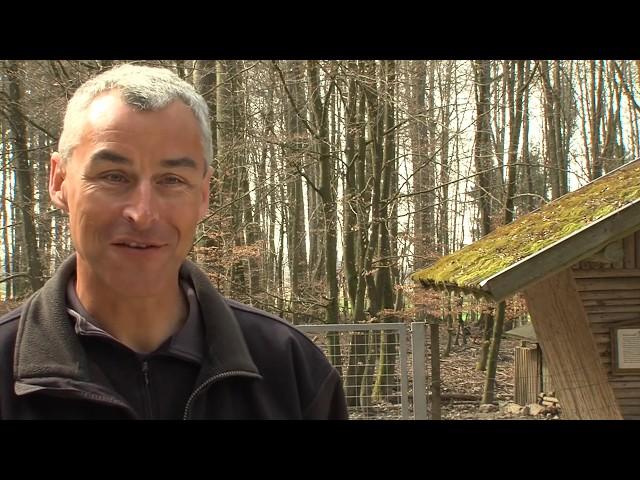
xmin=14 ymin=254 xmax=260 ymax=388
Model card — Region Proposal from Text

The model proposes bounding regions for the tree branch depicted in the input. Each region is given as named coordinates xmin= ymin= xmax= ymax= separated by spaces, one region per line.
xmin=270 ymin=61 xmax=318 ymax=139
xmin=0 ymin=273 xmax=28 ymax=284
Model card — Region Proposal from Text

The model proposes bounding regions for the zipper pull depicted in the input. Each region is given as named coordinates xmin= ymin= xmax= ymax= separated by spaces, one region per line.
xmin=142 ymin=360 xmax=150 ymax=386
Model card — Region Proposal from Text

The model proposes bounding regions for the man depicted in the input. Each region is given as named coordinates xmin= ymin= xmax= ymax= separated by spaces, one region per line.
xmin=0 ymin=64 xmax=348 ymax=419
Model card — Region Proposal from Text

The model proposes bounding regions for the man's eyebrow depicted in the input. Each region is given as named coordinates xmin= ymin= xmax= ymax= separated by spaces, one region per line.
xmin=160 ymin=157 xmax=198 ymax=170
xmin=88 ymin=151 xmax=198 ymax=170
xmin=89 ymin=150 xmax=132 ymax=166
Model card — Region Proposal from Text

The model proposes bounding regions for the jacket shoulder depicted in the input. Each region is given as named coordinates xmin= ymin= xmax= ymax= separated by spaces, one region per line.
xmin=225 ymin=299 xmax=348 ymax=419
xmin=225 ymin=299 xmax=318 ymax=347
xmin=224 ymin=298 xmax=335 ymax=374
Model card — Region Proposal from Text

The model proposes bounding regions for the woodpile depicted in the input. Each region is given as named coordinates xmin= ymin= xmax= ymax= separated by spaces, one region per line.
xmin=535 ymin=391 xmax=561 ymax=415
xmin=538 ymin=392 xmax=560 ymax=407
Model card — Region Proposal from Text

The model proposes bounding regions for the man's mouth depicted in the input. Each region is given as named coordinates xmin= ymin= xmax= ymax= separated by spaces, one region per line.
xmin=113 ymin=241 xmax=163 ymax=249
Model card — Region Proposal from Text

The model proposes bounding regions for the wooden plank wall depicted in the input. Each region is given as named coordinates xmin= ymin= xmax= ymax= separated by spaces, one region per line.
xmin=572 ymin=230 xmax=640 ymax=419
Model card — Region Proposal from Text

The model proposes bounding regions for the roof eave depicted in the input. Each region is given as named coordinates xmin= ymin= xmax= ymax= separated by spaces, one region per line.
xmin=478 ymin=197 xmax=640 ymax=302
xmin=417 ymin=278 xmax=496 ymax=302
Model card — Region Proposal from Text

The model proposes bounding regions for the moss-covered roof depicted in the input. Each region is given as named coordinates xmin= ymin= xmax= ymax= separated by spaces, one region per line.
xmin=412 ymin=159 xmax=640 ymax=299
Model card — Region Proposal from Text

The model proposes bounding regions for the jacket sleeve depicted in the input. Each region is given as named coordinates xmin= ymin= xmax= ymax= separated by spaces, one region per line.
xmin=302 ymin=367 xmax=349 ymax=420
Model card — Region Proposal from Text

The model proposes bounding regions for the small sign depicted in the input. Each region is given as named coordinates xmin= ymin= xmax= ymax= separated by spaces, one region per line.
xmin=612 ymin=327 xmax=640 ymax=374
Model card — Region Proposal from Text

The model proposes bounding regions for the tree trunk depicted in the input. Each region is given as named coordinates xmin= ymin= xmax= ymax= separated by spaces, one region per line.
xmin=539 ymin=60 xmax=561 ymax=199
xmin=307 ymin=61 xmax=340 ymax=367
xmin=473 ymin=60 xmax=493 ymax=237
xmin=409 ymin=61 xmax=435 ymax=270
xmin=283 ymin=61 xmax=309 ymax=324
xmin=5 ymin=60 xmax=44 ymax=292
xmin=438 ymin=61 xmax=453 ymax=255
xmin=1 ymin=120 xmax=11 ymax=299
xmin=504 ymin=60 xmax=525 ymax=224
xmin=481 ymin=301 xmax=506 ymax=404
xmin=476 ymin=311 xmax=494 ymax=371
xmin=373 ymin=60 xmax=397 ymax=400
xmin=344 ymin=61 xmax=373 ymax=406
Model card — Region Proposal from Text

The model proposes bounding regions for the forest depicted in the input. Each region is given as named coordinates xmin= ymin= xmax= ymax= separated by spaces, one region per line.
xmin=2 ymin=60 xmax=639 ymax=414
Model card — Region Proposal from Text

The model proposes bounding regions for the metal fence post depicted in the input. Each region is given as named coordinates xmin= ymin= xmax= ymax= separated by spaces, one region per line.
xmin=411 ymin=322 xmax=428 ymax=420
xmin=398 ymin=324 xmax=409 ymax=419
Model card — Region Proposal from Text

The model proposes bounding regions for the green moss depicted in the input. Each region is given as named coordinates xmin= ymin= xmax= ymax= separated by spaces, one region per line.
xmin=412 ymin=160 xmax=640 ymax=290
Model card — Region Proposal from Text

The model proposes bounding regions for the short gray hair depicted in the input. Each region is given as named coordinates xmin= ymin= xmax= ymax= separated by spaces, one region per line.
xmin=58 ymin=63 xmax=212 ymax=169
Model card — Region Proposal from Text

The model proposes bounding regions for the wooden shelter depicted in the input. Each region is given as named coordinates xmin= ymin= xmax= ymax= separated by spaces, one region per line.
xmin=412 ymin=159 xmax=640 ymax=419
xmin=504 ymin=323 xmax=554 ymax=406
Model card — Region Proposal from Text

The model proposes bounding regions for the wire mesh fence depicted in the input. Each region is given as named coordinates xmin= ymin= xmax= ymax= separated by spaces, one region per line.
xmin=297 ymin=323 xmax=427 ymax=420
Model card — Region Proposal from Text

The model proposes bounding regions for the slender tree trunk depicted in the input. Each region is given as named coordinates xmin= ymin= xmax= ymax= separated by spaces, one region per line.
xmin=444 ymin=294 xmax=454 ymax=357
xmin=539 ymin=60 xmax=561 ymax=199
xmin=473 ymin=60 xmax=493 ymax=237
xmin=344 ymin=63 xmax=372 ymax=406
xmin=438 ymin=61 xmax=452 ymax=255
xmin=373 ymin=60 xmax=397 ymax=399
xmin=343 ymin=61 xmax=359 ymax=309
xmin=362 ymin=60 xmax=384 ymax=318
xmin=1 ymin=120 xmax=11 ymax=299
xmin=410 ymin=61 xmax=435 ymax=270
xmin=552 ymin=61 xmax=568 ymax=195
xmin=522 ymin=61 xmax=535 ymax=213
xmin=504 ymin=60 xmax=525 ymax=224
xmin=6 ymin=60 xmax=44 ymax=292
xmin=283 ymin=61 xmax=309 ymax=324
xmin=476 ymin=311 xmax=494 ymax=371
xmin=481 ymin=301 xmax=506 ymax=404
xmin=307 ymin=61 xmax=340 ymax=366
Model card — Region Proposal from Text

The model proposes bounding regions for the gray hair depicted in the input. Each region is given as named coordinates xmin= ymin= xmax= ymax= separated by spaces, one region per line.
xmin=58 ymin=63 xmax=212 ymax=169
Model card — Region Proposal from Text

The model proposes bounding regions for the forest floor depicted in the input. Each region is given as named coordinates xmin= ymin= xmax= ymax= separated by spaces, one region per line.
xmin=433 ymin=326 xmax=561 ymax=420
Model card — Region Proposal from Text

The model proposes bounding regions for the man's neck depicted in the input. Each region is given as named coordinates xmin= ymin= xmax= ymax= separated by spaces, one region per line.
xmin=74 ymin=273 xmax=188 ymax=354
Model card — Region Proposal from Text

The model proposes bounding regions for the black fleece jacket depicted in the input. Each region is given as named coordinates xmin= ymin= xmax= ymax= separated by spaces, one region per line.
xmin=0 ymin=255 xmax=348 ymax=419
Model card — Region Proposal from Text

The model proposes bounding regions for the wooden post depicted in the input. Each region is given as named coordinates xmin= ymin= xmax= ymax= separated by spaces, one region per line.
xmin=524 ymin=269 xmax=623 ymax=419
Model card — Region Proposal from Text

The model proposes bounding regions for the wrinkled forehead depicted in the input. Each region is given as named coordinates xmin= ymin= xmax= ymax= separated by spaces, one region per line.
xmin=72 ymin=93 xmax=208 ymax=170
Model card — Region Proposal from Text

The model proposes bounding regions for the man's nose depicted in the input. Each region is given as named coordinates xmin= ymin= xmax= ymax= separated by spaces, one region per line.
xmin=122 ymin=182 xmax=159 ymax=229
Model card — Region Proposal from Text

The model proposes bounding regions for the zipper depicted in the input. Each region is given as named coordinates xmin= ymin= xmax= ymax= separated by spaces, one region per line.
xmin=141 ymin=360 xmax=153 ymax=419
xmin=182 ymin=370 xmax=260 ymax=420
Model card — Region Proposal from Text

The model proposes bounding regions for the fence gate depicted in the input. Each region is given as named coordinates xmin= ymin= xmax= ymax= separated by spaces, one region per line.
xmin=297 ymin=323 xmax=428 ymax=420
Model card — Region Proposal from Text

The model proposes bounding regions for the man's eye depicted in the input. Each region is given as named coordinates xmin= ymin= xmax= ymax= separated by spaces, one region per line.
xmin=162 ymin=176 xmax=184 ymax=185
xmin=102 ymin=173 xmax=128 ymax=183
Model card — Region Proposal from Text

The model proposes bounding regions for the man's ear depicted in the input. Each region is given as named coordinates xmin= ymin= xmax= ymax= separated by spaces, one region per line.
xmin=49 ymin=153 xmax=68 ymax=212
xmin=199 ymin=165 xmax=213 ymax=220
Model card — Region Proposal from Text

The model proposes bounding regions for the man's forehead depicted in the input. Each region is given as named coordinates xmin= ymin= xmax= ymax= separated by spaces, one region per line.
xmin=85 ymin=92 xmax=124 ymax=123
xmin=84 ymin=91 xmax=190 ymax=123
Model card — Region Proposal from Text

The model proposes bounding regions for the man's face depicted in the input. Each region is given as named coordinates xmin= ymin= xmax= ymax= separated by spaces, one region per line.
xmin=50 ymin=91 xmax=212 ymax=297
